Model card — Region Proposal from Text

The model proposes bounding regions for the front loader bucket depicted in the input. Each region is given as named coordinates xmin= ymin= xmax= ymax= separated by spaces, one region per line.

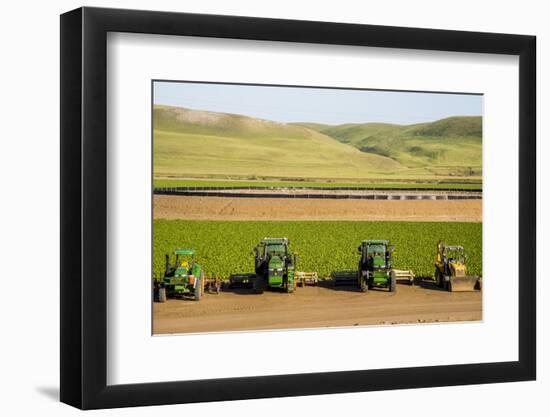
xmin=449 ymin=276 xmax=480 ymax=292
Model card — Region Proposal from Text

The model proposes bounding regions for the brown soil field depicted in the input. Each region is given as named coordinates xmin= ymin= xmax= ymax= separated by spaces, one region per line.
xmin=153 ymin=195 xmax=482 ymax=222
xmin=153 ymin=281 xmax=482 ymax=334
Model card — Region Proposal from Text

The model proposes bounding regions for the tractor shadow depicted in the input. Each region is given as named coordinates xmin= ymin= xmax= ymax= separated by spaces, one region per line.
xmin=219 ymin=272 xmax=259 ymax=295
xmin=319 ymin=279 xmax=396 ymax=293
xmin=169 ymin=294 xmax=202 ymax=302
xmin=221 ymin=272 xmax=318 ymax=295
xmin=413 ymin=276 xmax=447 ymax=292
xmin=221 ymin=284 xmax=292 ymax=296
xmin=319 ymin=271 xmax=389 ymax=293
xmin=318 ymin=278 xmax=361 ymax=292
xmin=220 ymin=285 xmax=258 ymax=295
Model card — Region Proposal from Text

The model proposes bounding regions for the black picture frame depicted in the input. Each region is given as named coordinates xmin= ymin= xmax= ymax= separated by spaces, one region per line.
xmin=60 ymin=6 xmax=536 ymax=410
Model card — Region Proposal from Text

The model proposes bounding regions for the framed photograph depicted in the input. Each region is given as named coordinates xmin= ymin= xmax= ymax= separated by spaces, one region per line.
xmin=60 ymin=6 xmax=536 ymax=409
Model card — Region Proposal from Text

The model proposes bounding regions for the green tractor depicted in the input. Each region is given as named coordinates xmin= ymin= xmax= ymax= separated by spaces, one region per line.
xmin=357 ymin=240 xmax=396 ymax=293
xmin=253 ymin=237 xmax=297 ymax=294
xmin=156 ymin=248 xmax=204 ymax=302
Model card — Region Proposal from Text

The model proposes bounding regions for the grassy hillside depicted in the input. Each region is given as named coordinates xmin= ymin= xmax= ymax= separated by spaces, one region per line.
xmin=301 ymin=116 xmax=482 ymax=171
xmin=153 ymin=105 xmax=405 ymax=179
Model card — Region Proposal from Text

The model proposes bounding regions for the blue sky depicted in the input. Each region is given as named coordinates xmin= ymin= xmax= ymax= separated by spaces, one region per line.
xmin=154 ymin=81 xmax=482 ymax=125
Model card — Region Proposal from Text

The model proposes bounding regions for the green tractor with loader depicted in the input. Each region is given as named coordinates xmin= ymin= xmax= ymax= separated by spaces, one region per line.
xmin=252 ymin=237 xmax=297 ymax=294
xmin=155 ymin=248 xmax=204 ymax=302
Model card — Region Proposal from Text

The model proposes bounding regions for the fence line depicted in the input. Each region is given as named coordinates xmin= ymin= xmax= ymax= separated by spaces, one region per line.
xmin=154 ymin=185 xmax=481 ymax=192
xmin=154 ymin=188 xmax=482 ymax=200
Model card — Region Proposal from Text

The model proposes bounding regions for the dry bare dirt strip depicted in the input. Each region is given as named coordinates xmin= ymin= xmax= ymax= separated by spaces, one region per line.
xmin=153 ymin=282 xmax=482 ymax=334
xmin=153 ymin=195 xmax=482 ymax=222
xmin=165 ymin=188 xmax=482 ymax=197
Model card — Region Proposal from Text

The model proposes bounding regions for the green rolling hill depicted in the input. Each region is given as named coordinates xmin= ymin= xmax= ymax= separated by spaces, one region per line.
xmin=153 ymin=105 xmax=406 ymax=180
xmin=154 ymin=105 xmax=481 ymax=181
xmin=295 ymin=116 xmax=482 ymax=174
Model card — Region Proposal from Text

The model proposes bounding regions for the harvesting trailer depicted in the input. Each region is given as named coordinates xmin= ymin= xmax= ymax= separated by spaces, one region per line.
xmin=434 ymin=242 xmax=481 ymax=292
xmin=156 ymin=248 xmax=204 ymax=302
xmin=356 ymin=240 xmax=396 ymax=292
xmin=253 ymin=237 xmax=297 ymax=294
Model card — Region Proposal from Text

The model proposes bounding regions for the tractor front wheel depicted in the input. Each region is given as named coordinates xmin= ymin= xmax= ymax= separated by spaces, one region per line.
xmin=389 ymin=273 xmax=396 ymax=293
xmin=444 ymin=276 xmax=451 ymax=292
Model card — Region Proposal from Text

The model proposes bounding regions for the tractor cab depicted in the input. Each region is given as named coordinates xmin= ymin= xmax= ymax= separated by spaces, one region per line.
xmin=359 ymin=240 xmax=393 ymax=270
xmin=256 ymin=238 xmax=290 ymax=263
xmin=171 ymin=248 xmax=196 ymax=278
xmin=261 ymin=239 xmax=288 ymax=256
xmin=436 ymin=242 xmax=467 ymax=277
xmin=443 ymin=245 xmax=465 ymax=264
xmin=356 ymin=240 xmax=396 ymax=292
xmin=367 ymin=243 xmax=388 ymax=268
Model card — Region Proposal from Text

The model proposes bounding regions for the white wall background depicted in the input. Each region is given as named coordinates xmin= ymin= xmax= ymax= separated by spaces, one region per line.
xmin=0 ymin=1 xmax=545 ymax=416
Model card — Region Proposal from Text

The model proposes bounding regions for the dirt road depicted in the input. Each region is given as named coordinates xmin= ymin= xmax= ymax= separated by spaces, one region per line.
xmin=153 ymin=195 xmax=482 ymax=222
xmin=153 ymin=281 xmax=482 ymax=334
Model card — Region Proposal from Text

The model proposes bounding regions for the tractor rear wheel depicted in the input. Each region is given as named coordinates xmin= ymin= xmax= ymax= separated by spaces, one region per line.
xmin=194 ymin=273 xmax=203 ymax=301
xmin=158 ymin=287 xmax=166 ymax=303
xmin=254 ymin=275 xmax=265 ymax=294
xmin=360 ymin=272 xmax=369 ymax=293
xmin=435 ymin=268 xmax=444 ymax=288
xmin=286 ymin=280 xmax=295 ymax=293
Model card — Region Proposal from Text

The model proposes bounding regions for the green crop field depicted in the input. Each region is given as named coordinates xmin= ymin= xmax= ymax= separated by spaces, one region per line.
xmin=153 ymin=178 xmax=482 ymax=190
xmin=153 ymin=220 xmax=482 ymax=280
